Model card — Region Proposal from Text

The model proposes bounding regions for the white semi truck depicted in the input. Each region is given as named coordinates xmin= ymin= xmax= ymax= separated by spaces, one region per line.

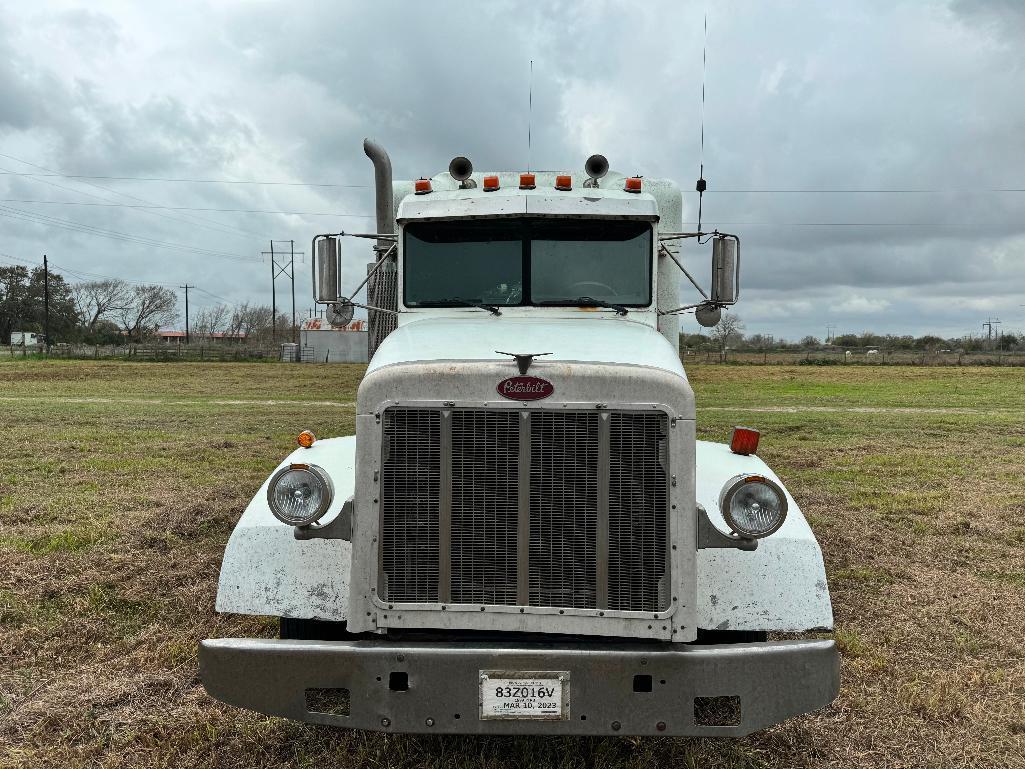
xmin=199 ymin=140 xmax=838 ymax=736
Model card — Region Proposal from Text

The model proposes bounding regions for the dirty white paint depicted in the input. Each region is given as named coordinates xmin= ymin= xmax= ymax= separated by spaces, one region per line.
xmin=215 ymin=436 xmax=355 ymax=621
xmin=696 ymin=440 xmax=833 ymax=631
xmin=367 ymin=316 xmax=684 ymax=377
xmin=216 ymin=436 xmax=832 ymax=632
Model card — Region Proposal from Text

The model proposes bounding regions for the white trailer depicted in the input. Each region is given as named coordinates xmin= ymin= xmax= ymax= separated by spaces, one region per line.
xmin=200 ymin=141 xmax=838 ymax=736
xmin=10 ymin=331 xmax=40 ymax=346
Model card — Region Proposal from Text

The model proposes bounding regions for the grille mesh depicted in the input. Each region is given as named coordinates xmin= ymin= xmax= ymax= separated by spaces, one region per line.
xmin=380 ymin=409 xmax=440 ymax=602
xmin=528 ymin=412 xmax=600 ymax=608
xmin=608 ymin=412 xmax=669 ymax=611
xmin=450 ymin=410 xmax=520 ymax=604
xmin=379 ymin=407 xmax=668 ymax=613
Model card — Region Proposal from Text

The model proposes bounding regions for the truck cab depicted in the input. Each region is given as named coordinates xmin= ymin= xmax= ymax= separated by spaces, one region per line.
xmin=199 ymin=141 xmax=839 ymax=736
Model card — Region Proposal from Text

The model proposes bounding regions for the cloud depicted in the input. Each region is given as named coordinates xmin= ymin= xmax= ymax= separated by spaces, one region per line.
xmin=0 ymin=0 xmax=1022 ymax=340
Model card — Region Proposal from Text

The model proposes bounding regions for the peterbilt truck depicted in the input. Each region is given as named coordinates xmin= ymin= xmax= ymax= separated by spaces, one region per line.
xmin=199 ymin=140 xmax=839 ymax=736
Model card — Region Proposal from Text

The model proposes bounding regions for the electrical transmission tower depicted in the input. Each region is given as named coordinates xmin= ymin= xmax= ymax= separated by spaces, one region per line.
xmin=264 ymin=240 xmax=304 ymax=344
xmin=983 ymin=317 xmax=1002 ymax=349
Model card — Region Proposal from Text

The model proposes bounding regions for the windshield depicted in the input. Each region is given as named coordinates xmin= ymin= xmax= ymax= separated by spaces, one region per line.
xmin=403 ymin=218 xmax=652 ymax=308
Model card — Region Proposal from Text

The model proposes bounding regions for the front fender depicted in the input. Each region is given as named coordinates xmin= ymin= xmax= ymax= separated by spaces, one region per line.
xmin=214 ymin=437 xmax=354 ymax=621
xmin=696 ymin=440 xmax=833 ymax=631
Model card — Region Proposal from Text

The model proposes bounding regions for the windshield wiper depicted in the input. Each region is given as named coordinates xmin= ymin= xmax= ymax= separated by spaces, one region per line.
xmin=539 ymin=296 xmax=628 ymax=316
xmin=433 ymin=297 xmax=502 ymax=316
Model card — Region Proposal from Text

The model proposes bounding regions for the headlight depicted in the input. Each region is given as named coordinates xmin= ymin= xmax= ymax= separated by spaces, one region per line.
xmin=718 ymin=474 xmax=788 ymax=538
xmin=267 ymin=463 xmax=334 ymax=526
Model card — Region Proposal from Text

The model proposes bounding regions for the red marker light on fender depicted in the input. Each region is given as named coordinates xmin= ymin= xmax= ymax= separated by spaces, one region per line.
xmin=730 ymin=426 xmax=760 ymax=455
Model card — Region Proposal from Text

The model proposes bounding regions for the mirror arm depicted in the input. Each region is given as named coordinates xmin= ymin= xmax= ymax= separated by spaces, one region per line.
xmin=347 ymin=242 xmax=396 ymax=301
xmin=659 ymin=242 xmax=708 ymax=300
xmin=346 ymin=299 xmax=399 ymax=316
xmin=659 ymin=300 xmax=714 ymax=317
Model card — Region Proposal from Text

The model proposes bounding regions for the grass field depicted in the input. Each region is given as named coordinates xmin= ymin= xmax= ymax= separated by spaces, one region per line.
xmin=1 ymin=360 xmax=1023 ymax=768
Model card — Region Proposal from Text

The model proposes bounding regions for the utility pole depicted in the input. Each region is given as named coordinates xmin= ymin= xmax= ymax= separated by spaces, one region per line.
xmin=270 ymin=240 xmax=277 ymax=345
xmin=264 ymin=240 xmax=305 ymax=347
xmin=179 ymin=284 xmax=194 ymax=344
xmin=826 ymin=324 xmax=836 ymax=344
xmin=290 ymin=240 xmax=297 ymax=343
xmin=43 ymin=254 xmax=50 ymax=354
xmin=983 ymin=318 xmax=1001 ymax=349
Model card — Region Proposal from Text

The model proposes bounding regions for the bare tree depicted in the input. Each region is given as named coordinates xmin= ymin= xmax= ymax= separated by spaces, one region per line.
xmin=711 ymin=313 xmax=745 ymax=361
xmin=118 ymin=285 xmax=178 ymax=341
xmin=71 ymin=279 xmax=132 ymax=332
xmin=193 ymin=303 xmax=231 ymax=339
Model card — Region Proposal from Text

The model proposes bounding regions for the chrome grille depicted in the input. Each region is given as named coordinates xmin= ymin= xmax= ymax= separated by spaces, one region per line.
xmin=378 ymin=407 xmax=669 ymax=613
xmin=608 ymin=412 xmax=669 ymax=612
xmin=380 ymin=409 xmax=440 ymax=602
xmin=450 ymin=410 xmax=520 ymax=605
xmin=528 ymin=412 xmax=599 ymax=609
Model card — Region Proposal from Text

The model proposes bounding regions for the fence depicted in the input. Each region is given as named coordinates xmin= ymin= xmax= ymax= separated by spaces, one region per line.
xmin=681 ymin=349 xmax=1025 ymax=366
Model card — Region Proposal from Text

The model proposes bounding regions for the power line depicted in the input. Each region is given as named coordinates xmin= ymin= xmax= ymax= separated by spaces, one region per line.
xmin=0 ymin=205 xmax=259 ymax=262
xmin=0 ymin=170 xmax=369 ymax=188
xmin=0 ymin=152 xmax=265 ymax=241
xmin=0 ymin=198 xmax=374 ymax=217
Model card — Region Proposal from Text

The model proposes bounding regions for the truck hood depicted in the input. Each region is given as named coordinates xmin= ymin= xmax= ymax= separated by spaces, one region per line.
xmin=367 ymin=316 xmax=685 ymax=378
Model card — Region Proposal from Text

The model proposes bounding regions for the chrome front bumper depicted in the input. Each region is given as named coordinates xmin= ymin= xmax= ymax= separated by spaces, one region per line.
xmin=199 ymin=637 xmax=839 ymax=736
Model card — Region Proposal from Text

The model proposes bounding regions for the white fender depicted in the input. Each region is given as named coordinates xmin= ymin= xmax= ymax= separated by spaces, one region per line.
xmin=215 ymin=437 xmax=354 ymax=621
xmin=696 ymin=440 xmax=833 ymax=631
xmin=216 ymin=437 xmax=833 ymax=633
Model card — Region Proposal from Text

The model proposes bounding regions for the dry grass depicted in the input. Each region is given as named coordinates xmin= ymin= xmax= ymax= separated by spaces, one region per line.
xmin=1 ymin=360 xmax=1023 ymax=768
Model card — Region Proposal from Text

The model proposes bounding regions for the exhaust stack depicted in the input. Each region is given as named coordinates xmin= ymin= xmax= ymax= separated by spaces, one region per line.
xmin=362 ymin=138 xmax=398 ymax=357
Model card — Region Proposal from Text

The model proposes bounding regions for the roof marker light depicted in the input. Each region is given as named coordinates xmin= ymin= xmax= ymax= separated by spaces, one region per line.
xmin=624 ymin=176 xmax=643 ymax=193
xmin=414 ymin=178 xmax=432 ymax=195
xmin=297 ymin=430 xmax=317 ymax=448
xmin=483 ymin=174 xmax=500 ymax=191
xmin=519 ymin=173 xmax=536 ymax=189
xmin=555 ymin=174 xmax=572 ymax=191
xmin=730 ymin=426 xmax=760 ymax=455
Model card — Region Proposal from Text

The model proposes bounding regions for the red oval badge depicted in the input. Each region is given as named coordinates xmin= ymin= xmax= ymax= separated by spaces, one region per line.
xmin=496 ymin=376 xmax=554 ymax=401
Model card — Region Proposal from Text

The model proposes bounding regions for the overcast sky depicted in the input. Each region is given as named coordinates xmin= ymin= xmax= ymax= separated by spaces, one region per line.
xmin=2 ymin=0 xmax=1024 ymax=340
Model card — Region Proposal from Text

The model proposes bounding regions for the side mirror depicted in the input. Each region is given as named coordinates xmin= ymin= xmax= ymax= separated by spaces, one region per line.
xmin=710 ymin=236 xmax=739 ymax=305
xmin=315 ymin=236 xmax=340 ymax=303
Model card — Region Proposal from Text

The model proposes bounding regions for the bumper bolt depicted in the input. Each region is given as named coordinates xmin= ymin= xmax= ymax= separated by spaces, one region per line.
xmin=425 ymin=717 xmax=435 ymax=727
xmin=656 ymin=721 xmax=666 ymax=732
xmin=381 ymin=717 xmax=391 ymax=727
xmin=611 ymin=721 xmax=621 ymax=731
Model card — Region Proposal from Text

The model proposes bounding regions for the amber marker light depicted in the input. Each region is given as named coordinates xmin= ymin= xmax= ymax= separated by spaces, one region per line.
xmin=482 ymin=174 xmax=500 ymax=191
xmin=730 ymin=426 xmax=760 ymax=455
xmin=414 ymin=178 xmax=433 ymax=194
xmin=519 ymin=173 xmax=536 ymax=189
xmin=297 ymin=430 xmax=317 ymax=449
xmin=624 ymin=176 xmax=643 ymax=193
xmin=555 ymin=174 xmax=573 ymax=191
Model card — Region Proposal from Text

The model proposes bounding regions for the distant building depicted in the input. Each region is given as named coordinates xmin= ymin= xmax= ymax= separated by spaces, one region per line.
xmin=155 ymin=328 xmax=247 ymax=344
xmin=299 ymin=318 xmax=368 ymax=363
xmin=10 ymin=331 xmax=41 ymax=346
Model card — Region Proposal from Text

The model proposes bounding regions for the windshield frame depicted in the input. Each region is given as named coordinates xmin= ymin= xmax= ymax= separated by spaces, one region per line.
xmin=401 ymin=217 xmax=654 ymax=310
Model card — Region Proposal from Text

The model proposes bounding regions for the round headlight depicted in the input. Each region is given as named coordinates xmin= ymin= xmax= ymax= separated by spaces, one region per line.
xmin=267 ymin=463 xmax=334 ymax=526
xmin=718 ymin=474 xmax=788 ymax=538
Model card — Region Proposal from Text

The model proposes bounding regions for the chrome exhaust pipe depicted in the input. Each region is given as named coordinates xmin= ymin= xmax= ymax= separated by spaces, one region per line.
xmin=363 ymin=138 xmax=394 ymax=248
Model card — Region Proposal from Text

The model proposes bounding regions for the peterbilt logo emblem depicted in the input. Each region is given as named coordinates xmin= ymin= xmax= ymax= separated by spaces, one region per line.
xmin=496 ymin=376 xmax=554 ymax=401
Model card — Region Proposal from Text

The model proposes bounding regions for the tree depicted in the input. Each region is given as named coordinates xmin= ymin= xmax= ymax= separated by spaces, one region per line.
xmin=0 ymin=265 xmax=78 ymax=343
xmin=71 ymin=279 xmax=132 ymax=333
xmin=800 ymin=335 xmax=821 ymax=349
xmin=711 ymin=313 xmax=744 ymax=361
xmin=193 ymin=303 xmax=231 ymax=339
xmin=118 ymin=285 xmax=178 ymax=341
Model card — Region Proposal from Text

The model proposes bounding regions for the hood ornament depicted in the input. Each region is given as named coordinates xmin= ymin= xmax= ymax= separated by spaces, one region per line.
xmin=495 ymin=351 xmax=552 ymax=375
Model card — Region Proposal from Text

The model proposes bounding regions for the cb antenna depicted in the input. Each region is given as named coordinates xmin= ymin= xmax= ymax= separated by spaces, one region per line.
xmin=527 ymin=59 xmax=533 ymax=173
xmin=696 ymin=12 xmax=708 ymax=233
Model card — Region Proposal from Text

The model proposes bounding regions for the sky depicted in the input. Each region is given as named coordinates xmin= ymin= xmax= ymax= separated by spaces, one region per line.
xmin=1 ymin=0 xmax=1024 ymax=341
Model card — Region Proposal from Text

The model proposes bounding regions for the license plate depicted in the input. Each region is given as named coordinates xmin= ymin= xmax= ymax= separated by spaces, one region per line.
xmin=479 ymin=670 xmax=569 ymax=720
